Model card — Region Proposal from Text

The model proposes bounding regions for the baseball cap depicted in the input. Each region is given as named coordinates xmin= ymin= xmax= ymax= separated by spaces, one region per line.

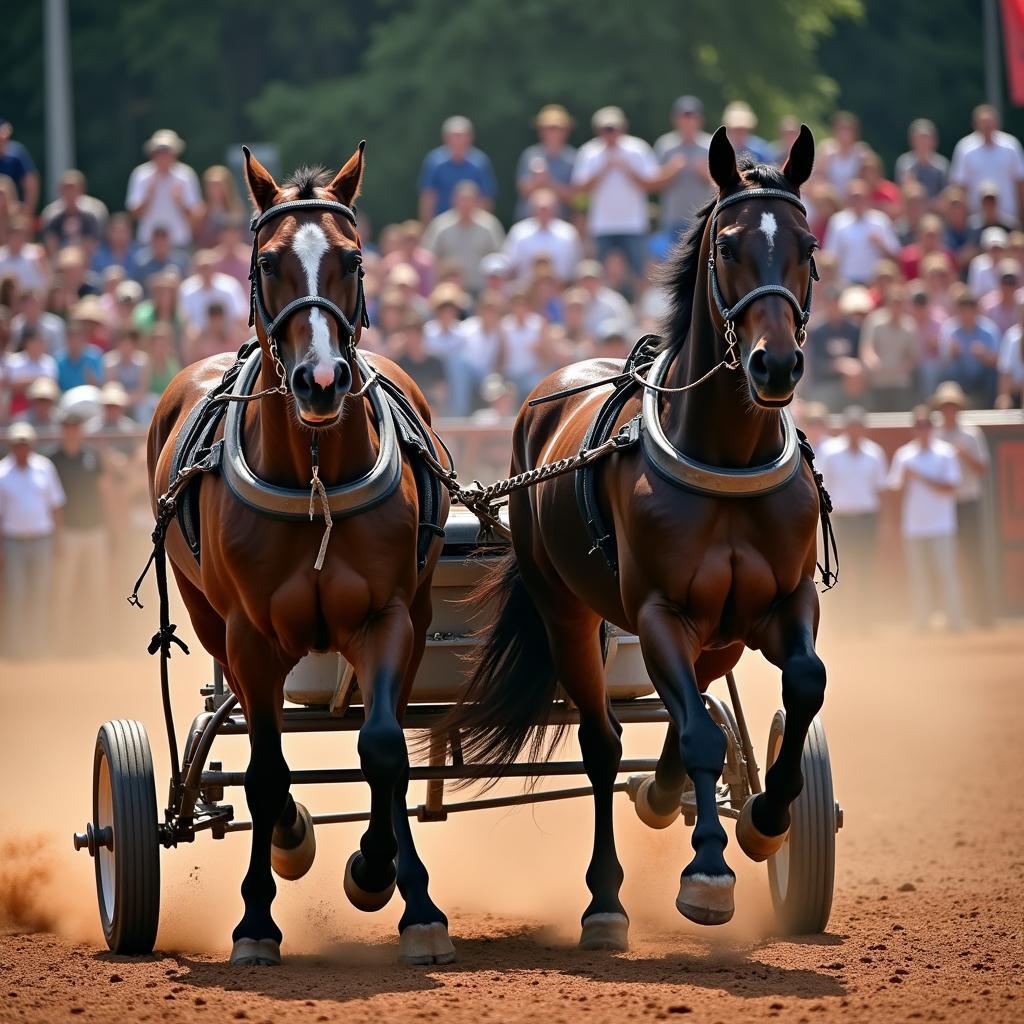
xmin=722 ymin=101 xmax=758 ymax=131
xmin=672 ymin=95 xmax=703 ymax=117
xmin=7 ymin=422 xmax=36 ymax=445
xmin=979 ymin=180 xmax=1000 ymax=199
xmin=981 ymin=226 xmax=1009 ymax=250
xmin=592 ymin=106 xmax=627 ymax=132
xmin=480 ymin=252 xmax=512 ymax=278
xmin=441 ymin=115 xmax=473 ymax=135
xmin=534 ymin=104 xmax=573 ymax=130
xmin=145 ymin=128 xmax=185 ymax=155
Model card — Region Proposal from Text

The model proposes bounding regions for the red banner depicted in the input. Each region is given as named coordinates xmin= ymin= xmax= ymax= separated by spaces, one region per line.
xmin=1004 ymin=0 xmax=1024 ymax=106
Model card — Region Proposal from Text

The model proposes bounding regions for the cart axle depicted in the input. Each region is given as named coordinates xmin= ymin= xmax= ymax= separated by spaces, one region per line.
xmin=72 ymin=822 xmax=112 ymax=857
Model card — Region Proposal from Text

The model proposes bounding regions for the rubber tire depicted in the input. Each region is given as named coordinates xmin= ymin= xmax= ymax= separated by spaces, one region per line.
xmin=766 ymin=710 xmax=836 ymax=935
xmin=93 ymin=720 xmax=161 ymax=953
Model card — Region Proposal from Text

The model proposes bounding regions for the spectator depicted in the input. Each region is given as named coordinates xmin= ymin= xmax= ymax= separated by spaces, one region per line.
xmin=0 ymin=422 xmax=64 ymax=658
xmin=967 ymin=181 xmax=1019 ymax=240
xmin=721 ymin=102 xmax=774 ymax=165
xmin=133 ymin=268 xmax=182 ymax=348
xmin=967 ymin=226 xmax=1010 ymax=300
xmin=574 ymin=259 xmax=633 ymax=337
xmin=91 ymin=212 xmax=139 ymax=277
xmin=4 ymin=325 xmax=58 ymax=419
xmin=40 ymin=170 xmax=108 ymax=253
xmin=908 ymin=282 xmax=948 ymax=401
xmin=772 ymin=115 xmax=802 ymax=166
xmin=859 ymin=284 xmax=918 ymax=410
xmin=126 ymin=129 xmax=202 ymax=248
xmin=516 ymin=105 xmax=578 ymax=219
xmin=479 ymin=252 xmax=513 ymax=297
xmin=395 ymin=312 xmax=447 ymax=410
xmin=950 ymin=104 xmax=1024 ymax=222
xmin=49 ymin=411 xmax=108 ymax=653
xmin=456 ymin=289 xmax=507 ymax=410
xmin=141 ymin=322 xmax=183 ymax=421
xmin=939 ymin=184 xmax=975 ymax=268
xmin=997 ymin=310 xmax=1024 ymax=408
xmin=930 ymin=381 xmax=992 ymax=628
xmin=56 ymin=316 xmax=105 ymax=391
xmin=0 ymin=216 xmax=48 ymax=291
xmin=0 ymin=118 xmax=40 ymax=213
xmin=0 ymin=175 xmax=20 ymax=247
xmin=193 ymin=165 xmax=244 ymax=250
xmin=183 ymin=301 xmax=245 ymax=365
xmin=134 ymin=225 xmax=189 ymax=289
xmin=823 ymin=178 xmax=900 ymax=285
xmin=805 ymin=285 xmax=862 ymax=410
xmin=895 ymin=118 xmax=949 ymax=199
xmin=819 ymin=111 xmax=869 ymax=199
xmin=418 ymin=116 xmax=497 ymax=222
xmin=893 ymin=180 xmax=929 ymax=246
xmin=56 ymin=245 xmax=101 ymax=299
xmin=421 ymin=182 xmax=505 ymax=295
xmin=887 ymin=406 xmax=964 ymax=631
xmin=503 ymin=188 xmax=582 ymax=284
xmin=103 ymin=328 xmax=152 ymax=419
xmin=979 ymin=259 xmax=1022 ymax=337
xmin=500 ymin=286 xmax=547 ymax=401
xmin=70 ymin=295 xmax=112 ymax=352
xmin=937 ymin=286 xmax=1001 ymax=406
xmin=13 ymin=377 xmax=60 ymax=430
xmin=819 ymin=405 xmax=888 ymax=628
xmin=572 ymin=107 xmax=658 ymax=279
xmin=652 ymin=95 xmax=715 ymax=242
xmin=899 ymin=213 xmax=955 ymax=283
xmin=178 ymin=249 xmax=247 ymax=330
xmin=10 ymin=288 xmax=66 ymax=353
xmin=379 ymin=221 xmax=436 ymax=297
xmin=424 ymin=283 xmax=472 ymax=415
xmin=210 ymin=217 xmax=252 ymax=289
xmin=860 ymin=150 xmax=901 ymax=220
xmin=89 ymin=381 xmax=139 ymax=442
xmin=562 ymin=287 xmax=595 ymax=355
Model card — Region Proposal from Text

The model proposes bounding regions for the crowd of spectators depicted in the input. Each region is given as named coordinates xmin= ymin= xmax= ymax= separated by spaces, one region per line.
xmin=1 ymin=99 xmax=1021 ymax=655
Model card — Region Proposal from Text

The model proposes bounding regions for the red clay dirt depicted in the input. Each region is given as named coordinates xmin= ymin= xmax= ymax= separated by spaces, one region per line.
xmin=1 ymin=622 xmax=1022 ymax=1023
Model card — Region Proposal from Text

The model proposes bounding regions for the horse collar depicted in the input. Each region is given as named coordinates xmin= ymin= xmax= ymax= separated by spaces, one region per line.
xmin=221 ymin=347 xmax=404 ymax=521
xmin=641 ymin=349 xmax=802 ymax=497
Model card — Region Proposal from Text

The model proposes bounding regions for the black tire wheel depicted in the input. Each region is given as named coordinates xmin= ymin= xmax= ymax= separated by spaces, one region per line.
xmin=93 ymin=720 xmax=161 ymax=953
xmin=766 ymin=710 xmax=836 ymax=934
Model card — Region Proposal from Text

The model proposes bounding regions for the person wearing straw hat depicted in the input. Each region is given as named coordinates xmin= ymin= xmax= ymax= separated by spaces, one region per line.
xmin=516 ymin=104 xmax=577 ymax=218
xmin=0 ymin=421 xmax=65 ymax=658
xmin=15 ymin=375 xmax=60 ymax=431
xmin=126 ymin=129 xmax=201 ymax=248
xmin=931 ymin=380 xmax=993 ymax=627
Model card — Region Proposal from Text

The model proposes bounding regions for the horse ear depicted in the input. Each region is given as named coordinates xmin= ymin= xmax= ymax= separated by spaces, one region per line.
xmin=782 ymin=124 xmax=815 ymax=190
xmin=327 ymin=141 xmax=366 ymax=207
xmin=708 ymin=126 xmax=739 ymax=192
xmin=242 ymin=146 xmax=279 ymax=213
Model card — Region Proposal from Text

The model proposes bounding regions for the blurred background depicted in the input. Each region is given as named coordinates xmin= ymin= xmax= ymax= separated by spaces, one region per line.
xmin=1 ymin=0 xmax=1024 ymax=661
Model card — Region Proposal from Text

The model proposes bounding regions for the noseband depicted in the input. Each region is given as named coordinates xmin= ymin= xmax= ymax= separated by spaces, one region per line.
xmin=248 ymin=198 xmax=371 ymax=393
xmin=707 ymin=187 xmax=818 ymax=367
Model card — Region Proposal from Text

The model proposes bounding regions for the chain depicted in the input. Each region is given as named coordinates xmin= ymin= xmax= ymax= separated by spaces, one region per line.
xmin=627 ymin=321 xmax=741 ymax=396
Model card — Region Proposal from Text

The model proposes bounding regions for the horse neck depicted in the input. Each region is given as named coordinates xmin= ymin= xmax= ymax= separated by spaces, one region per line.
xmin=246 ymin=351 xmax=376 ymax=488
xmin=660 ymin=230 xmax=785 ymax=468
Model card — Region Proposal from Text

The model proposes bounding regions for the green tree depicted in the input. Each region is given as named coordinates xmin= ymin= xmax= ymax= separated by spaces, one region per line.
xmin=251 ymin=0 xmax=859 ymax=225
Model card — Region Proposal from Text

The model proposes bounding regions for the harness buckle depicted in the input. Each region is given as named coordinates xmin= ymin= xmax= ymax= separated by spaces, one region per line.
xmin=723 ymin=321 xmax=741 ymax=369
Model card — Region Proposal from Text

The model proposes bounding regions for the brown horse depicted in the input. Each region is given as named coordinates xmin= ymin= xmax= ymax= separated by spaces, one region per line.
xmin=450 ymin=126 xmax=826 ymax=950
xmin=148 ymin=145 xmax=454 ymax=966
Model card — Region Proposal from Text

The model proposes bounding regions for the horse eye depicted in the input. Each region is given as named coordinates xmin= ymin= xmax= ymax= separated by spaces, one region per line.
xmin=803 ymin=241 xmax=819 ymax=262
xmin=717 ymin=242 xmax=734 ymax=261
xmin=257 ymin=254 xmax=276 ymax=276
xmin=342 ymin=251 xmax=362 ymax=275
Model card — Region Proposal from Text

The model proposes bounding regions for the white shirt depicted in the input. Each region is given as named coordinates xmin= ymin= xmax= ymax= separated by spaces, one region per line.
xmin=500 ymin=312 xmax=545 ymax=378
xmin=933 ymin=424 xmax=989 ymax=502
xmin=503 ymin=217 xmax=582 ymax=282
xmin=178 ymin=272 xmax=248 ymax=328
xmin=0 ymin=243 xmax=48 ymax=291
xmin=967 ymin=252 xmax=1000 ymax=298
xmin=999 ymin=324 xmax=1024 ymax=386
xmin=823 ymin=209 xmax=900 ymax=284
xmin=4 ymin=351 xmax=59 ymax=389
xmin=887 ymin=438 xmax=961 ymax=538
xmin=584 ymin=286 xmax=634 ymax=337
xmin=819 ymin=436 xmax=888 ymax=514
xmin=572 ymin=136 xmax=659 ymax=235
xmin=950 ymin=130 xmax=1024 ymax=220
xmin=126 ymin=160 xmax=202 ymax=247
xmin=0 ymin=453 xmax=66 ymax=538
xmin=456 ymin=316 xmax=502 ymax=376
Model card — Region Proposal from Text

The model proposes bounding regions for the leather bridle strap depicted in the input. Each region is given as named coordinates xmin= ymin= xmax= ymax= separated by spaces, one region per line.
xmin=707 ymin=187 xmax=818 ymax=356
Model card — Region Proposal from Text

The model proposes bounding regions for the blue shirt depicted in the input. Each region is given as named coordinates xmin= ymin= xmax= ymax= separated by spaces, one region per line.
xmin=57 ymin=346 xmax=105 ymax=391
xmin=939 ymin=317 xmax=1001 ymax=394
xmin=418 ymin=146 xmax=497 ymax=213
xmin=0 ymin=140 xmax=37 ymax=200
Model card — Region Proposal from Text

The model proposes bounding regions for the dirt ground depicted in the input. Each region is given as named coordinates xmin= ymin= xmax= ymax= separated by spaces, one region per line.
xmin=0 ymin=621 xmax=1022 ymax=1024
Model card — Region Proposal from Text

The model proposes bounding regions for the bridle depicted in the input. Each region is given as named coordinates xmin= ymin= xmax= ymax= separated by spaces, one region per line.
xmin=707 ymin=186 xmax=818 ymax=369
xmin=247 ymin=197 xmax=371 ymax=395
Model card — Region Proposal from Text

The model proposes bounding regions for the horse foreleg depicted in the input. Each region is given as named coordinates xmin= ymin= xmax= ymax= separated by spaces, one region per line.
xmin=738 ymin=584 xmax=826 ymax=858
xmin=637 ymin=598 xmax=734 ymax=926
xmin=343 ymin=605 xmax=413 ymax=914
xmin=228 ymin=622 xmax=290 ymax=965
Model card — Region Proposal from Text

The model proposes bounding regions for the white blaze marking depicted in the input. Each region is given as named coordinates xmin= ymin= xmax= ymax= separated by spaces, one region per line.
xmin=759 ymin=211 xmax=778 ymax=260
xmin=290 ymin=222 xmax=334 ymax=384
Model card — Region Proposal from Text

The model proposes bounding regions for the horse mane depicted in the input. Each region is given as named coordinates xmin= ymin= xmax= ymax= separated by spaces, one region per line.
xmin=657 ymin=158 xmax=799 ymax=354
xmin=283 ymin=165 xmax=332 ymax=199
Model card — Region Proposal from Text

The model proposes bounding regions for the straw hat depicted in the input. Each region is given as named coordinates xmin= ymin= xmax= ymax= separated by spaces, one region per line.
xmin=145 ymin=129 xmax=186 ymax=155
xmin=7 ymin=422 xmax=37 ymax=444
xmin=723 ymin=101 xmax=758 ymax=131
xmin=100 ymin=381 xmax=130 ymax=407
xmin=429 ymin=283 xmax=468 ymax=310
xmin=930 ymin=380 xmax=968 ymax=409
xmin=534 ymin=104 xmax=573 ymax=130
xmin=26 ymin=377 xmax=59 ymax=402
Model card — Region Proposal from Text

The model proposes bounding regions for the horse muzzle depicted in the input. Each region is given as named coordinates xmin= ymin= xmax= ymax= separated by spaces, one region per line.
xmin=291 ymin=357 xmax=352 ymax=423
xmin=746 ymin=344 xmax=804 ymax=406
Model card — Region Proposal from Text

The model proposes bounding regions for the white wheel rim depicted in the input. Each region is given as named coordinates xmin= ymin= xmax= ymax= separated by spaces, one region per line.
xmin=97 ymin=754 xmax=115 ymax=923
xmin=767 ymin=728 xmax=790 ymax=902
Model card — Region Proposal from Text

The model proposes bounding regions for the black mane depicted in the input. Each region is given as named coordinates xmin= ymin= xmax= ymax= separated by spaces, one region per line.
xmin=283 ymin=165 xmax=332 ymax=199
xmin=658 ymin=159 xmax=798 ymax=353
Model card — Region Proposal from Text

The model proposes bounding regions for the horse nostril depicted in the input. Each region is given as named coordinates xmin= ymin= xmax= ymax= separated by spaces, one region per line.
xmin=748 ymin=348 xmax=769 ymax=384
xmin=291 ymin=363 xmax=315 ymax=401
xmin=334 ymin=359 xmax=352 ymax=393
xmin=791 ymin=348 xmax=805 ymax=384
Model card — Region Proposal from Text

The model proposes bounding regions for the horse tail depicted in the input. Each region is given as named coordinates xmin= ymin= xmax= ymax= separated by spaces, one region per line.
xmin=443 ymin=551 xmax=564 ymax=787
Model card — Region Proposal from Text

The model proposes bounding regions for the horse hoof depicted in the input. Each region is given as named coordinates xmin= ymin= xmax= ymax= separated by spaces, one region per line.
xmin=630 ymin=774 xmax=680 ymax=830
xmin=735 ymin=796 xmax=789 ymax=863
xmin=271 ymin=802 xmax=316 ymax=881
xmin=398 ymin=922 xmax=456 ymax=966
xmin=230 ymin=938 xmax=281 ymax=966
xmin=676 ymin=873 xmax=735 ymax=926
xmin=343 ymin=851 xmax=396 ymax=912
xmin=579 ymin=912 xmax=629 ymax=951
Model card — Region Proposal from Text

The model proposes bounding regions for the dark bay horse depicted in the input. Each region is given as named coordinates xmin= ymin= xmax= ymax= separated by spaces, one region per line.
xmin=450 ymin=126 xmax=825 ymax=951
xmin=148 ymin=146 xmax=454 ymax=966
